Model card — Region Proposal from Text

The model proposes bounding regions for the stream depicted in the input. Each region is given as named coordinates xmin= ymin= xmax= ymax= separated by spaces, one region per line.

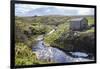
xmin=32 ymin=35 xmax=94 ymax=63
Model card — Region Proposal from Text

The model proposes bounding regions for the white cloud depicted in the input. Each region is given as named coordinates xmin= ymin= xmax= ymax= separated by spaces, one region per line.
xmin=15 ymin=4 xmax=42 ymax=13
xmin=77 ymin=8 xmax=94 ymax=15
xmin=55 ymin=6 xmax=94 ymax=15
xmin=15 ymin=3 xmax=94 ymax=16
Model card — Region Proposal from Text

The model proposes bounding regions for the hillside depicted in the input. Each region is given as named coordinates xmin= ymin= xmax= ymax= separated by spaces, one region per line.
xmin=15 ymin=15 xmax=95 ymax=65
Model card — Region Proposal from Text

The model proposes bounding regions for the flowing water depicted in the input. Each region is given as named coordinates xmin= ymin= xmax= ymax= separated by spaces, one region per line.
xmin=32 ymin=36 xmax=94 ymax=63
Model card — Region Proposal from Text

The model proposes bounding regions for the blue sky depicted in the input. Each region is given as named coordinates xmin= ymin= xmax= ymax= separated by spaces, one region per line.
xmin=15 ymin=4 xmax=94 ymax=16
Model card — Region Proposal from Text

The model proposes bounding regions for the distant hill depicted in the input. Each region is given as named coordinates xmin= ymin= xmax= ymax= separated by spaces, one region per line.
xmin=15 ymin=7 xmax=79 ymax=16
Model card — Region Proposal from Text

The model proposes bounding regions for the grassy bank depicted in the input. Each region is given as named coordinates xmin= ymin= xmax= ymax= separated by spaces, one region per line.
xmin=15 ymin=42 xmax=54 ymax=65
xmin=15 ymin=43 xmax=39 ymax=65
xmin=44 ymin=23 xmax=69 ymax=45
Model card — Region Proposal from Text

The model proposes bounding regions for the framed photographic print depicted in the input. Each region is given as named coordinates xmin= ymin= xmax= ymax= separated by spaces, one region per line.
xmin=10 ymin=0 xmax=96 ymax=69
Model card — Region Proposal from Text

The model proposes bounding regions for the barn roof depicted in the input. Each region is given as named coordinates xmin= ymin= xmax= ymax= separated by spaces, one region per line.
xmin=70 ymin=17 xmax=86 ymax=22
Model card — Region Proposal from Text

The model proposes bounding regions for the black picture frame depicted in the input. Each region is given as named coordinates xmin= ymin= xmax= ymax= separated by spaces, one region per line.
xmin=10 ymin=0 xmax=97 ymax=69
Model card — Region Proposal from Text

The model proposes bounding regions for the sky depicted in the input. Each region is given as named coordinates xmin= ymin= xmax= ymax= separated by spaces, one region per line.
xmin=15 ymin=4 xmax=94 ymax=16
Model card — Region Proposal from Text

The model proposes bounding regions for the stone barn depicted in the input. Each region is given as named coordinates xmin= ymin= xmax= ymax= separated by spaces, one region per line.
xmin=70 ymin=17 xmax=88 ymax=31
